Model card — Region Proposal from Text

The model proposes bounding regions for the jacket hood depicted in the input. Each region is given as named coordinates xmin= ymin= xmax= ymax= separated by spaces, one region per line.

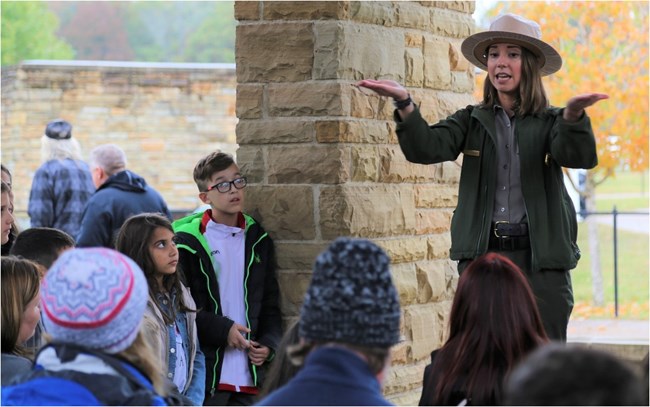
xmin=99 ymin=170 xmax=147 ymax=193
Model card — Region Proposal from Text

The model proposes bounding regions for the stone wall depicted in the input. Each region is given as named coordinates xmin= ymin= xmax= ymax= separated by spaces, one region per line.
xmin=234 ymin=1 xmax=476 ymax=403
xmin=1 ymin=61 xmax=238 ymax=219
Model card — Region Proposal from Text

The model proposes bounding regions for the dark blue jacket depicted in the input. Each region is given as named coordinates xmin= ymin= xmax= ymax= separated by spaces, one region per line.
xmin=257 ymin=346 xmax=393 ymax=406
xmin=1 ymin=343 xmax=167 ymax=406
xmin=76 ymin=170 xmax=172 ymax=248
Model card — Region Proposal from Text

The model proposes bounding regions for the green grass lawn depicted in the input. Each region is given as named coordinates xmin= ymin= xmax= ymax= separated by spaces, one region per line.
xmin=572 ymin=223 xmax=649 ymax=319
xmin=596 ymin=170 xmax=649 ymax=195
xmin=595 ymin=197 xmax=650 ymax=212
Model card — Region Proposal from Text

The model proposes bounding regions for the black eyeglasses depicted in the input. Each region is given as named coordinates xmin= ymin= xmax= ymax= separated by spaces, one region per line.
xmin=205 ymin=177 xmax=247 ymax=193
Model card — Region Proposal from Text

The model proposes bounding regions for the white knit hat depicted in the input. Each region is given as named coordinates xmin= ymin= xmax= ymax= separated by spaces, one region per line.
xmin=41 ymin=248 xmax=148 ymax=354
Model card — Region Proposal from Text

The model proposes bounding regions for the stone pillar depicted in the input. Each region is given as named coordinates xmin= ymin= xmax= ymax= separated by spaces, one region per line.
xmin=235 ymin=1 xmax=475 ymax=403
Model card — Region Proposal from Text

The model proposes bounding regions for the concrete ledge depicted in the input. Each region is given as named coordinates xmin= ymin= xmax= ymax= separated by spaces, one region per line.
xmin=568 ymin=340 xmax=649 ymax=363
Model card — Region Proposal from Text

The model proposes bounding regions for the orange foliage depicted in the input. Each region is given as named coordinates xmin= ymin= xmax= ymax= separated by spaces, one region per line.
xmin=477 ymin=2 xmax=649 ymax=174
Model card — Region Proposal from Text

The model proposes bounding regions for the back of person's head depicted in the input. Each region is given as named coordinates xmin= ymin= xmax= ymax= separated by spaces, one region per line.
xmin=41 ymin=247 xmax=166 ymax=394
xmin=1 ymin=256 xmax=41 ymax=356
xmin=89 ymin=143 xmax=127 ymax=176
xmin=42 ymin=247 xmax=148 ymax=354
xmin=426 ymin=252 xmax=548 ymax=405
xmin=296 ymin=237 xmax=401 ymax=374
xmin=504 ymin=343 xmax=646 ymax=405
xmin=193 ymin=150 xmax=236 ymax=192
xmin=41 ymin=119 xmax=83 ymax=162
xmin=259 ymin=320 xmax=302 ymax=398
xmin=451 ymin=252 xmax=547 ymax=347
xmin=10 ymin=227 xmax=75 ymax=270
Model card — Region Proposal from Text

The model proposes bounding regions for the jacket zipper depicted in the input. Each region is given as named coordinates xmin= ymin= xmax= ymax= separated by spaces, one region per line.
xmin=244 ymin=232 xmax=267 ymax=387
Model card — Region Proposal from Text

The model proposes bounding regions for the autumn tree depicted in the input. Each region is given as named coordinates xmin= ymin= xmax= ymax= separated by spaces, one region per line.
xmin=479 ymin=2 xmax=649 ymax=305
xmin=1 ymin=1 xmax=74 ymax=66
xmin=55 ymin=2 xmax=134 ymax=60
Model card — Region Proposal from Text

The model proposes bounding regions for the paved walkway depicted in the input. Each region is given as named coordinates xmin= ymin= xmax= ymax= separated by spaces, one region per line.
xmin=568 ymin=318 xmax=649 ymax=344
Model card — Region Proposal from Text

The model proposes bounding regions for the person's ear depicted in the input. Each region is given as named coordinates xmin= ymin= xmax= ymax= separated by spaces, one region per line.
xmin=198 ymin=191 xmax=211 ymax=205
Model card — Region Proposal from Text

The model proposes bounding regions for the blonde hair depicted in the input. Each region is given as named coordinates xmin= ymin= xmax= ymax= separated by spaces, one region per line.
xmin=1 ymin=256 xmax=41 ymax=358
xmin=116 ymin=316 xmax=167 ymax=396
xmin=41 ymin=135 xmax=83 ymax=162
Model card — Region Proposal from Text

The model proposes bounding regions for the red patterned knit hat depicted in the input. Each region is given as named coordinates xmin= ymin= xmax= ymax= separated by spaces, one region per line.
xmin=41 ymin=247 xmax=148 ymax=354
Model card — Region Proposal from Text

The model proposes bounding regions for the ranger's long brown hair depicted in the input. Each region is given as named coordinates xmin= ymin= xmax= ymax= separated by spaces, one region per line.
xmin=423 ymin=253 xmax=548 ymax=405
xmin=481 ymin=47 xmax=550 ymax=116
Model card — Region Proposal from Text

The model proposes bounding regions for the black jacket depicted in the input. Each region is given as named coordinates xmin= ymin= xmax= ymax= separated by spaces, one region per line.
xmin=173 ymin=210 xmax=282 ymax=397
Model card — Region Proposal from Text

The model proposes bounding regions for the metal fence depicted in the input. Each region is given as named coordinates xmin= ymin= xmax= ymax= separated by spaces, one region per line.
xmin=582 ymin=207 xmax=650 ymax=317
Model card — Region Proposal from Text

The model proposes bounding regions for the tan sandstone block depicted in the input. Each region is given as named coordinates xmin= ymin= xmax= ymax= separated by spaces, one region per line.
xmin=387 ymin=387 xmax=424 ymax=406
xmin=432 ymin=9 xmax=474 ymax=38
xmin=277 ymin=270 xmax=313 ymax=317
xmin=267 ymin=145 xmax=349 ymax=184
xmin=379 ymin=146 xmax=438 ymax=183
xmin=234 ymin=1 xmax=260 ymax=20
xmin=350 ymin=88 xmax=394 ymax=120
xmin=405 ymin=48 xmax=424 ymax=87
xmin=351 ymin=145 xmax=380 ymax=182
xmin=416 ymin=209 xmax=452 ymax=235
xmin=405 ymin=304 xmax=446 ymax=361
xmin=416 ymin=259 xmax=453 ymax=303
xmin=449 ymin=42 xmax=470 ymax=71
xmin=313 ymin=22 xmax=404 ymax=81
xmin=236 ymin=23 xmax=313 ymax=83
xmin=275 ymin=242 xmax=329 ymax=270
xmin=315 ymin=120 xmax=391 ymax=144
xmin=434 ymin=1 xmax=474 ymax=13
xmin=236 ymin=84 xmax=263 ymax=119
xmin=436 ymin=160 xmax=462 ymax=184
xmin=236 ymin=146 xmax=265 ymax=183
xmin=268 ymin=82 xmax=346 ymax=117
xmin=451 ymin=70 xmax=474 ymax=93
xmin=405 ymin=32 xmax=423 ymax=48
xmin=392 ymin=262 xmax=418 ymax=306
xmin=263 ymin=1 xmax=348 ymax=20
xmin=319 ymin=185 xmax=417 ymax=239
xmin=244 ymin=185 xmax=316 ymax=240
xmin=349 ymin=1 xmax=396 ymax=26
xmin=384 ymin=361 xmax=427 ymax=395
xmin=415 ymin=184 xmax=458 ymax=208
xmin=427 ymin=233 xmax=452 ymax=260
xmin=395 ymin=2 xmax=432 ymax=30
xmin=377 ymin=236 xmax=428 ymax=264
xmin=424 ymin=37 xmax=452 ymax=90
xmin=237 ymin=120 xmax=314 ymax=144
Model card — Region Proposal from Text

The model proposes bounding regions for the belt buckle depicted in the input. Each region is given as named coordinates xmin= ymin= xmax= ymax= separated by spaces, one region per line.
xmin=494 ymin=221 xmax=509 ymax=238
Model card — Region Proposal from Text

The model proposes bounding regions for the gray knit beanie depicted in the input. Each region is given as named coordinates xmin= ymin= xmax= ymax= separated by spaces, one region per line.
xmin=299 ymin=237 xmax=401 ymax=347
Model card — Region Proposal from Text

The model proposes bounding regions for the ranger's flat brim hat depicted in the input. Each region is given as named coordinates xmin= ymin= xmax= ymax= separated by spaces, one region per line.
xmin=461 ymin=13 xmax=562 ymax=76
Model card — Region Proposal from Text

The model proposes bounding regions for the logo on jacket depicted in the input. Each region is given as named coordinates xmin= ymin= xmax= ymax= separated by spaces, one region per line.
xmin=254 ymin=253 xmax=261 ymax=264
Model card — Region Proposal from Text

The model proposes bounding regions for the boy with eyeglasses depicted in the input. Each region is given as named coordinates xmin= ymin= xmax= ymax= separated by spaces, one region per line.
xmin=173 ymin=151 xmax=282 ymax=405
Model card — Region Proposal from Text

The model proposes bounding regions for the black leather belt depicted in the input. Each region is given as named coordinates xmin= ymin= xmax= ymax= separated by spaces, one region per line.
xmin=493 ymin=221 xmax=528 ymax=237
xmin=489 ymin=222 xmax=530 ymax=251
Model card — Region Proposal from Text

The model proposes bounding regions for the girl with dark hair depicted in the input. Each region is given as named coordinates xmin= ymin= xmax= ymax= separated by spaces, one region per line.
xmin=357 ymin=13 xmax=608 ymax=341
xmin=419 ymin=253 xmax=548 ymax=405
xmin=1 ymin=256 xmax=41 ymax=386
xmin=116 ymin=213 xmax=206 ymax=405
